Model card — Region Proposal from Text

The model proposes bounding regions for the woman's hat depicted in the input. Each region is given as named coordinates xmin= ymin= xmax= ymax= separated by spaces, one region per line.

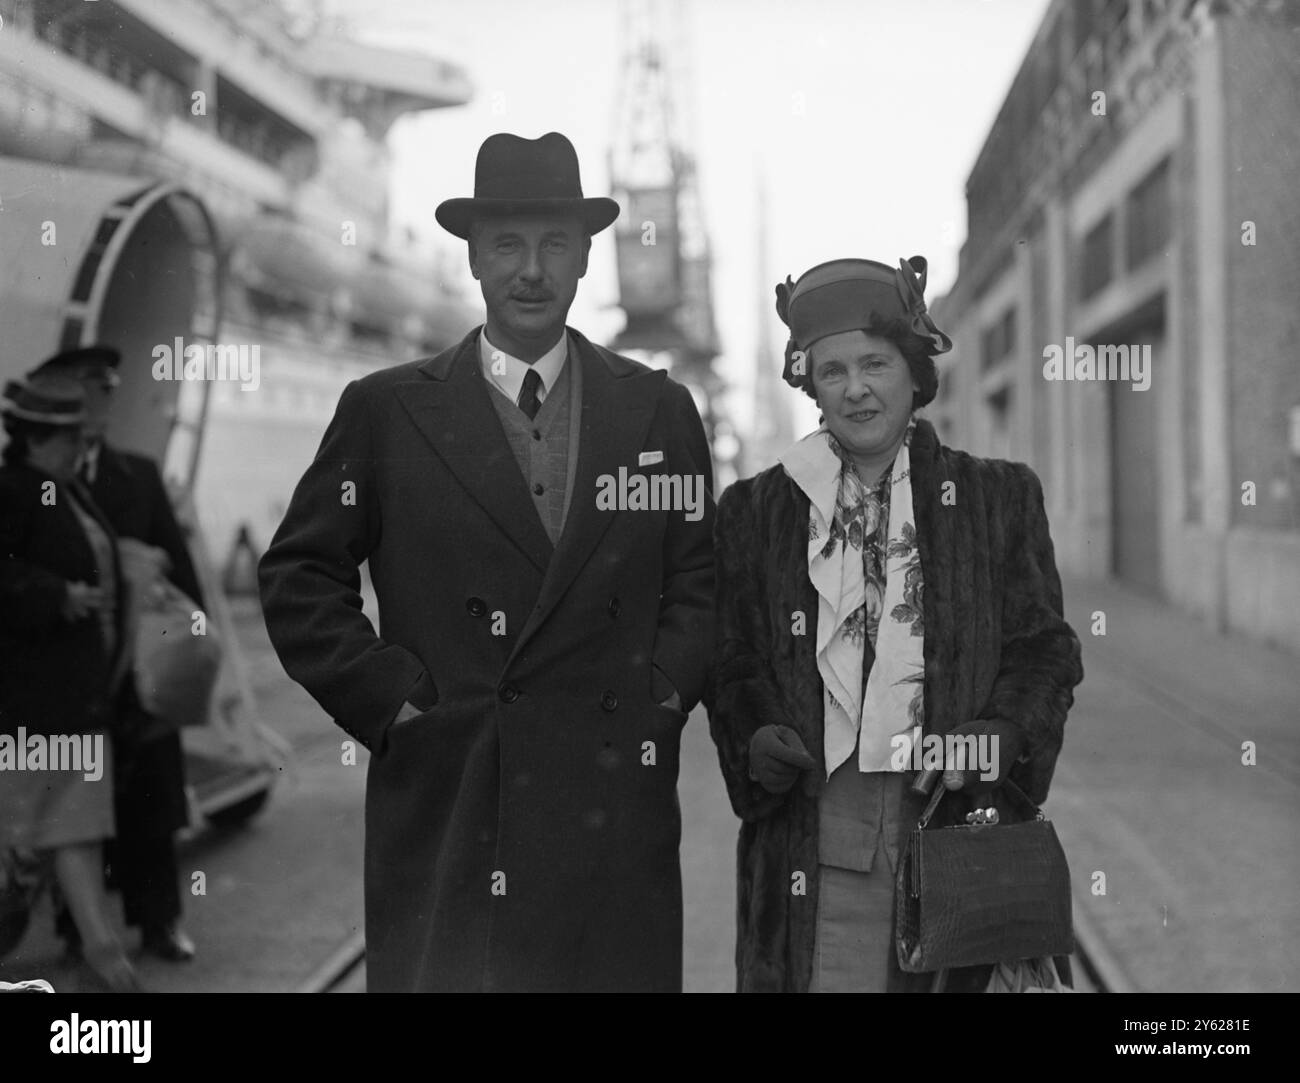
xmin=435 ymin=132 xmax=620 ymax=240
xmin=27 ymin=344 xmax=122 ymax=388
xmin=1 ymin=376 xmax=86 ymax=425
xmin=775 ymin=256 xmax=952 ymax=389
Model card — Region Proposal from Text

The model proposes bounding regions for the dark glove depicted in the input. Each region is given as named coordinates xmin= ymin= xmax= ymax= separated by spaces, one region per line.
xmin=941 ymin=719 xmax=1025 ymax=796
xmin=748 ymin=724 xmax=817 ymax=794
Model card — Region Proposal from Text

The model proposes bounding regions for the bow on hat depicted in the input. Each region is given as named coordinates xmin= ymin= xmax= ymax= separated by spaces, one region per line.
xmin=774 ymin=274 xmax=803 ymax=390
xmin=775 ymin=274 xmax=797 ymax=328
xmin=894 ymin=256 xmax=952 ymax=355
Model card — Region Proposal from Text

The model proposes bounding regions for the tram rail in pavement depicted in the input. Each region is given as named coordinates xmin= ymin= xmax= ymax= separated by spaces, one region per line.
xmin=297 ymin=927 xmax=1122 ymax=993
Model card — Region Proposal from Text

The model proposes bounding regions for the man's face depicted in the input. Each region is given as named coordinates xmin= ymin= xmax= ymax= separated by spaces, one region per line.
xmin=810 ymin=330 xmax=918 ymax=468
xmin=469 ymin=215 xmax=590 ymax=352
xmin=77 ymin=369 xmax=115 ymax=441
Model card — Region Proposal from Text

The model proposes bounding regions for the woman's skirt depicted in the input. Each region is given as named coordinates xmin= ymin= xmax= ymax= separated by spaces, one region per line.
xmin=809 ymin=767 xmax=909 ymax=993
xmin=0 ymin=731 xmax=115 ymax=850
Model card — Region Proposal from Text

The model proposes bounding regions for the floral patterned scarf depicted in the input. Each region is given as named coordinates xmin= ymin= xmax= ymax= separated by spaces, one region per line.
xmin=780 ymin=418 xmax=925 ymax=775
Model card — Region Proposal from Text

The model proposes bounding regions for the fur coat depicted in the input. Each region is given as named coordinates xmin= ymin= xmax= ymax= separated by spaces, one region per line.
xmin=705 ymin=419 xmax=1083 ymax=993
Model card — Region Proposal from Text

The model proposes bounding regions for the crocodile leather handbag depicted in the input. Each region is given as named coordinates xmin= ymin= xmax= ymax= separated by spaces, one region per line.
xmin=895 ymin=778 xmax=1073 ymax=973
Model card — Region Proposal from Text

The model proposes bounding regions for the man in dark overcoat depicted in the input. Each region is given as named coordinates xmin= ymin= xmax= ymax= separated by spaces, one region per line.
xmin=32 ymin=346 xmax=202 ymax=963
xmin=258 ymin=132 xmax=715 ymax=992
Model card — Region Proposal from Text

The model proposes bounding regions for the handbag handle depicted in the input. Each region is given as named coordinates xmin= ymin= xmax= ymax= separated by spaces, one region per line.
xmin=912 ymin=768 xmax=1043 ymax=830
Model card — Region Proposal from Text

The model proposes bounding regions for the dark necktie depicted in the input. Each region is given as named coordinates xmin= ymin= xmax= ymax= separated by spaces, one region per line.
xmin=518 ymin=367 xmax=542 ymax=421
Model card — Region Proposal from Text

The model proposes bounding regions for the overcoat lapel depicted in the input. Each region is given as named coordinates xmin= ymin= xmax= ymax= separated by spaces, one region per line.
xmin=86 ymin=445 xmax=131 ymax=523
xmin=66 ymin=474 xmax=129 ymax=673
xmin=505 ymin=331 xmax=663 ymax=665
xmin=396 ymin=331 xmax=554 ymax=573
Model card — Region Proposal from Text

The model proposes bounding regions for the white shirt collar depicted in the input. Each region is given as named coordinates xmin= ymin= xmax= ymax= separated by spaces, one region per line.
xmin=478 ymin=327 xmax=568 ymax=406
xmin=77 ymin=439 xmax=103 ymax=484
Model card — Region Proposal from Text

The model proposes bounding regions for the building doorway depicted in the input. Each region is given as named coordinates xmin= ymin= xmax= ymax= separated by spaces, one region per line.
xmin=1108 ymin=326 xmax=1165 ymax=595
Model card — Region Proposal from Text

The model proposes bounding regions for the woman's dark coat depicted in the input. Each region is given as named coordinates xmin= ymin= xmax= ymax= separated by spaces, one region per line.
xmin=0 ymin=463 xmax=126 ymax=738
xmin=85 ymin=443 xmax=203 ymax=836
xmin=705 ymin=419 xmax=1084 ymax=993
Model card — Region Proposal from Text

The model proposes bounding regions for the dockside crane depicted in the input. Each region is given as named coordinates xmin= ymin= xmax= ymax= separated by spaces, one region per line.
xmin=608 ymin=0 xmax=734 ymax=480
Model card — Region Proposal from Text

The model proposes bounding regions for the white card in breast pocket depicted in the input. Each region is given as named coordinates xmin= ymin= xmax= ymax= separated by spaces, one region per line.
xmin=638 ymin=450 xmax=664 ymax=466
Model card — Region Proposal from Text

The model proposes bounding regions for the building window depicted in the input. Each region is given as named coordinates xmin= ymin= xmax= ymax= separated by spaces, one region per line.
xmin=980 ymin=306 xmax=1018 ymax=371
xmin=1080 ymin=213 xmax=1114 ymax=299
xmin=986 ymin=384 xmax=1014 ymax=461
xmin=1126 ymin=157 xmax=1171 ymax=269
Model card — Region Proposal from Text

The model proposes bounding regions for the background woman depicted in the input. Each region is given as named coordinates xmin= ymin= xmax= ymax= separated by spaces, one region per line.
xmin=0 ymin=376 xmax=142 ymax=992
xmin=706 ymin=256 xmax=1084 ymax=992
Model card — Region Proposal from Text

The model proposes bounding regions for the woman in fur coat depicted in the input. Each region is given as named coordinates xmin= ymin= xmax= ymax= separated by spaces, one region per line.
xmin=705 ymin=256 xmax=1084 ymax=993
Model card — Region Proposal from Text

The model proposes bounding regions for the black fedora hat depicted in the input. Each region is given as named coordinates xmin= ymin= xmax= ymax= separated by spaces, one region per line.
xmin=436 ymin=132 xmax=620 ymax=240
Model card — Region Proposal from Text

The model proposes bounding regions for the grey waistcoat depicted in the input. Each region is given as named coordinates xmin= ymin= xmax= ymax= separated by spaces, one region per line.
xmin=484 ymin=347 xmax=582 ymax=548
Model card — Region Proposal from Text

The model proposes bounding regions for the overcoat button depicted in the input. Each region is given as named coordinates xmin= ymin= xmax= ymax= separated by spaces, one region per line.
xmin=467 ymin=597 xmax=487 ymax=617
xmin=600 ymin=690 xmax=618 ymax=712
xmin=607 ymin=596 xmax=620 ymax=618
xmin=499 ymin=685 xmax=519 ymax=703
xmin=532 ymin=482 xmax=544 ymax=495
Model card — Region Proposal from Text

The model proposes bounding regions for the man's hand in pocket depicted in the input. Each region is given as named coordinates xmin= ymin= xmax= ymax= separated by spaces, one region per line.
xmin=379 ymin=699 xmax=426 ymax=757
xmin=392 ymin=700 xmax=423 ymax=725
xmin=652 ymin=665 xmax=681 ymax=711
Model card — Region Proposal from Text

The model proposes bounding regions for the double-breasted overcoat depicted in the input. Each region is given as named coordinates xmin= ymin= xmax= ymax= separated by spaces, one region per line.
xmin=86 ymin=444 xmax=203 ymax=838
xmin=259 ymin=327 xmax=715 ymax=991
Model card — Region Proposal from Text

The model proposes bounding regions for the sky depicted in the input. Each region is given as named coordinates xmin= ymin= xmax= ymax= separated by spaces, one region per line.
xmin=323 ymin=0 xmax=1052 ymax=436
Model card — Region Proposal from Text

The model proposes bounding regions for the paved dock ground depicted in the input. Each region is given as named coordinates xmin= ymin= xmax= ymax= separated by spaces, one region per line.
xmin=1050 ymin=575 xmax=1299 ymax=992
xmin=3 ymin=577 xmax=1294 ymax=993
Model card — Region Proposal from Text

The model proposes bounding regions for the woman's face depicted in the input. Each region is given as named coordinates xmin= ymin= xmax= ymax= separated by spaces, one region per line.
xmin=27 ymin=426 xmax=83 ymax=479
xmin=809 ymin=329 xmax=918 ymax=470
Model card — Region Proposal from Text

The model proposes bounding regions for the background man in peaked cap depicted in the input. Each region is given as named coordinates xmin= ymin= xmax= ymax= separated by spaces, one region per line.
xmin=259 ymin=132 xmax=715 ymax=991
xmin=31 ymin=345 xmax=203 ymax=966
